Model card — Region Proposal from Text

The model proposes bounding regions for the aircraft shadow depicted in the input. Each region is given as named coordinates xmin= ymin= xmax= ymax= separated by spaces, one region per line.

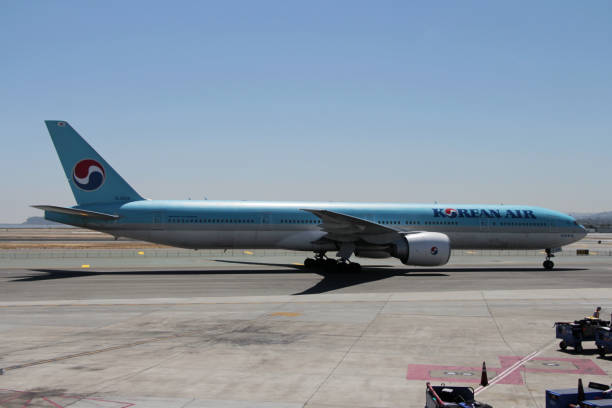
xmin=408 ymin=267 xmax=588 ymax=273
xmin=213 ymin=260 xmax=449 ymax=294
xmin=14 ymin=268 xmax=310 ymax=282
xmin=214 ymin=260 xmax=587 ymax=273
xmin=16 ymin=263 xmax=447 ymax=295
xmin=556 ymin=348 xmax=604 ymax=357
xmin=13 ymin=262 xmax=586 ymax=295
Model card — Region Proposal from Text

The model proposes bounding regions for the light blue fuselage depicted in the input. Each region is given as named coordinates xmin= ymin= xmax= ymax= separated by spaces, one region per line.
xmin=38 ymin=120 xmax=587 ymax=265
xmin=47 ymin=200 xmax=587 ymax=252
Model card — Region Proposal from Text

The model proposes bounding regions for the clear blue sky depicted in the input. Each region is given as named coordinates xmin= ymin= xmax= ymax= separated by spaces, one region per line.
xmin=1 ymin=1 xmax=611 ymax=223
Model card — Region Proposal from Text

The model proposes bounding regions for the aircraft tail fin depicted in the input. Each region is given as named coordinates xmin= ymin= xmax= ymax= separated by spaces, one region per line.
xmin=44 ymin=120 xmax=143 ymax=206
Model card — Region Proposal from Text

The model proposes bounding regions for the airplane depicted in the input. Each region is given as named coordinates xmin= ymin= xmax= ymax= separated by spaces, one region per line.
xmin=34 ymin=120 xmax=587 ymax=272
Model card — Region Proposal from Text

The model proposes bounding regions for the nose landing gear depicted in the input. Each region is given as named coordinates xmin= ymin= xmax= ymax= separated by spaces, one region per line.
xmin=543 ymin=248 xmax=555 ymax=270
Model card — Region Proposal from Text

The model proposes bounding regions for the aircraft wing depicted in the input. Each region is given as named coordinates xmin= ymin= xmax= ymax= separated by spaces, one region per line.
xmin=301 ymin=208 xmax=401 ymax=243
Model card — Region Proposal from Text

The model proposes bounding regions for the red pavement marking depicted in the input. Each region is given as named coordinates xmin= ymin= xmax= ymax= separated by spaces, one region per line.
xmin=406 ymin=361 xmax=522 ymax=385
xmin=0 ymin=390 xmax=25 ymax=404
xmin=83 ymin=397 xmax=135 ymax=408
xmin=41 ymin=397 xmax=64 ymax=408
xmin=500 ymin=356 xmax=607 ymax=375
xmin=475 ymin=350 xmax=540 ymax=394
xmin=407 ymin=356 xmax=606 ymax=386
xmin=0 ymin=389 xmax=134 ymax=408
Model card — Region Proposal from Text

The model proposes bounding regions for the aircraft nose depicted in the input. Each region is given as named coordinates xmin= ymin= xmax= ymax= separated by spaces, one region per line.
xmin=578 ymin=224 xmax=587 ymax=239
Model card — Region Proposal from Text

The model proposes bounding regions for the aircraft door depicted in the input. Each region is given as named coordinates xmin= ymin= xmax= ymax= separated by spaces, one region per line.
xmin=152 ymin=212 xmax=164 ymax=230
xmin=253 ymin=213 xmax=272 ymax=247
xmin=480 ymin=219 xmax=489 ymax=231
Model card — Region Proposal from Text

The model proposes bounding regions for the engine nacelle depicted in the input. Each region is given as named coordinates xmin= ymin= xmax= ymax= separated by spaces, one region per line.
xmin=391 ymin=232 xmax=451 ymax=266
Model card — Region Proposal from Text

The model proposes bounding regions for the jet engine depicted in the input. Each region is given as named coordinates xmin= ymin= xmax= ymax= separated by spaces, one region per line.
xmin=353 ymin=250 xmax=391 ymax=259
xmin=391 ymin=232 xmax=451 ymax=266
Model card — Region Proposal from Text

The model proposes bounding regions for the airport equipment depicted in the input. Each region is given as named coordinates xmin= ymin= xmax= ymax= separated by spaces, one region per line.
xmin=595 ymin=327 xmax=612 ymax=357
xmin=580 ymin=400 xmax=612 ymax=407
xmin=555 ymin=319 xmax=610 ymax=352
xmin=425 ymin=383 xmax=492 ymax=408
xmin=479 ymin=361 xmax=488 ymax=387
xmin=546 ymin=379 xmax=611 ymax=408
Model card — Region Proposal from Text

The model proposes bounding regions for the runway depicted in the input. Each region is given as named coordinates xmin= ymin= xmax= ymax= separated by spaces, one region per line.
xmin=0 ymin=251 xmax=611 ymax=407
xmin=1 ymin=257 xmax=612 ymax=301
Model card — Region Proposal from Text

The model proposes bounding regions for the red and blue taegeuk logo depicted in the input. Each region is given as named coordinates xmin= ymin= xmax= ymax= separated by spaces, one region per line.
xmin=72 ymin=159 xmax=105 ymax=191
xmin=431 ymin=246 xmax=439 ymax=255
xmin=444 ymin=208 xmax=457 ymax=218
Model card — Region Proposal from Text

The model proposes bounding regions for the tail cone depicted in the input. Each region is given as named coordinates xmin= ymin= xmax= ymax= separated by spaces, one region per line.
xmin=480 ymin=361 xmax=488 ymax=387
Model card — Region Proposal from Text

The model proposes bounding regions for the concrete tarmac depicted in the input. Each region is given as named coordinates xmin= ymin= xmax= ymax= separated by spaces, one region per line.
xmin=1 ymin=256 xmax=612 ymax=300
xmin=0 ymin=254 xmax=611 ymax=407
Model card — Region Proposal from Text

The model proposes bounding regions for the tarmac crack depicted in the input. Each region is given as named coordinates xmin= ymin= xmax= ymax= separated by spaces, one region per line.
xmin=1 ymin=333 xmax=185 ymax=372
xmin=302 ymin=296 xmax=392 ymax=408
xmin=480 ymin=291 xmax=516 ymax=355
xmin=93 ymin=348 xmax=188 ymax=396
xmin=0 ymin=306 xmax=165 ymax=357
xmin=0 ymin=301 xmax=306 ymax=377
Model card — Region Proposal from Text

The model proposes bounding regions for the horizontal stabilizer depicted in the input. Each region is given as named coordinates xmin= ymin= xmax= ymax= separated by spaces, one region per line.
xmin=32 ymin=205 xmax=119 ymax=220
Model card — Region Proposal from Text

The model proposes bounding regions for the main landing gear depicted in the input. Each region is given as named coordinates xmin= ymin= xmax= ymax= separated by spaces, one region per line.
xmin=304 ymin=251 xmax=361 ymax=273
xmin=543 ymin=248 xmax=555 ymax=270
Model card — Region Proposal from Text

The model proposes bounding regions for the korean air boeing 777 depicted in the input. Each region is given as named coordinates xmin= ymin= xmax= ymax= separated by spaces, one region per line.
xmin=34 ymin=121 xmax=587 ymax=271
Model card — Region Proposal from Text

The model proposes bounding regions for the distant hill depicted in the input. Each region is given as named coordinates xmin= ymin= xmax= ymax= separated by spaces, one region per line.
xmin=571 ymin=211 xmax=612 ymax=231
xmin=21 ymin=216 xmax=62 ymax=226
xmin=0 ymin=216 xmax=70 ymax=228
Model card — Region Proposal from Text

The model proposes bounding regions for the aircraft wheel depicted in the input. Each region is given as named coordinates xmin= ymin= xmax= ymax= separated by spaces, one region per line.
xmin=337 ymin=262 xmax=350 ymax=273
xmin=304 ymin=258 xmax=316 ymax=268
xmin=543 ymin=260 xmax=554 ymax=270
xmin=559 ymin=341 xmax=567 ymax=350
xmin=598 ymin=346 xmax=606 ymax=357
xmin=324 ymin=258 xmax=338 ymax=272
xmin=575 ymin=343 xmax=583 ymax=353
xmin=348 ymin=263 xmax=361 ymax=273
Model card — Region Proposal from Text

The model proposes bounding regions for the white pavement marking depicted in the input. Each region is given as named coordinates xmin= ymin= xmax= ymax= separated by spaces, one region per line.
xmin=474 ymin=341 xmax=554 ymax=396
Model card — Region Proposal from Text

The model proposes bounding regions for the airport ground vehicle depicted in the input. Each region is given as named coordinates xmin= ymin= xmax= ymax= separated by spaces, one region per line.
xmin=546 ymin=380 xmax=611 ymax=408
xmin=425 ymin=383 xmax=492 ymax=408
xmin=555 ymin=319 xmax=610 ymax=352
xmin=596 ymin=327 xmax=612 ymax=357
